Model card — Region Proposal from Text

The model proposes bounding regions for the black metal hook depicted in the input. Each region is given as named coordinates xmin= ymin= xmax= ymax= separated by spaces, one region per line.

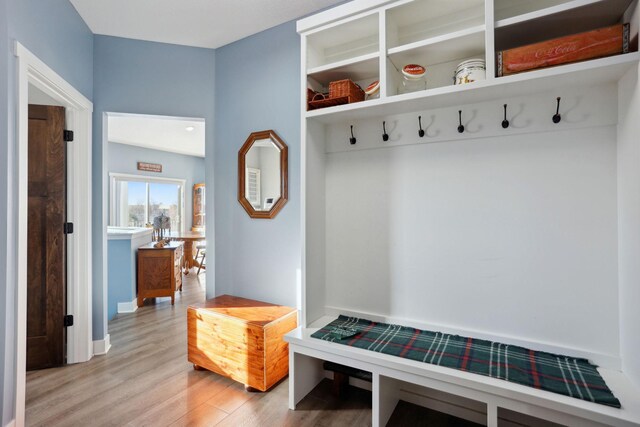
xmin=553 ymin=97 xmax=561 ymax=123
xmin=382 ymin=121 xmax=389 ymax=142
xmin=349 ymin=125 xmax=356 ymax=145
xmin=418 ymin=116 xmax=425 ymax=138
xmin=502 ymin=104 xmax=510 ymax=129
xmin=457 ymin=110 xmax=465 ymax=133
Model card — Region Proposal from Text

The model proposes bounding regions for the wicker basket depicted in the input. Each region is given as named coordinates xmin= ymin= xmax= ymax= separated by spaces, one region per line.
xmin=329 ymin=79 xmax=365 ymax=104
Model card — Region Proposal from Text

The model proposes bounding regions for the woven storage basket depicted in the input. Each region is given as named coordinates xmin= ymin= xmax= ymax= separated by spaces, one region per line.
xmin=329 ymin=79 xmax=365 ymax=103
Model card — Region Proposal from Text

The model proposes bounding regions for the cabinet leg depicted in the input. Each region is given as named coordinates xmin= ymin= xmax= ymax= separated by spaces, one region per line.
xmin=171 ymin=295 xmax=175 ymax=305
xmin=137 ymin=297 xmax=143 ymax=308
xmin=193 ymin=364 xmax=205 ymax=371
xmin=332 ymin=372 xmax=349 ymax=397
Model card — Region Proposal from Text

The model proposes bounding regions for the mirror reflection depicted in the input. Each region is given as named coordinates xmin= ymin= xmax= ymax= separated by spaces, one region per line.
xmin=244 ymin=139 xmax=281 ymax=211
xmin=238 ymin=130 xmax=288 ymax=219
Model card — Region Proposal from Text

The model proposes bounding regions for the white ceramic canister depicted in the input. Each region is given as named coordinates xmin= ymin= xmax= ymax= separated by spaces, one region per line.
xmin=454 ymin=59 xmax=486 ymax=85
xmin=365 ymin=80 xmax=380 ymax=100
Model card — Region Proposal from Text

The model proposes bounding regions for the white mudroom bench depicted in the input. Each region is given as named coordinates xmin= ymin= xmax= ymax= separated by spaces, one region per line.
xmin=285 ymin=324 xmax=640 ymax=427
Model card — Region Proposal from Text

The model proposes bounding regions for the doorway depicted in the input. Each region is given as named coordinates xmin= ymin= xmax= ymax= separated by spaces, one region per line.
xmin=15 ymin=42 xmax=93 ymax=426
xmin=104 ymin=112 xmax=206 ymax=321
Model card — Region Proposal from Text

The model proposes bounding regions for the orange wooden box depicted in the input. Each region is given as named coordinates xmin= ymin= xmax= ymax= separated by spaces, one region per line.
xmin=187 ymin=295 xmax=298 ymax=391
xmin=498 ymin=24 xmax=630 ymax=76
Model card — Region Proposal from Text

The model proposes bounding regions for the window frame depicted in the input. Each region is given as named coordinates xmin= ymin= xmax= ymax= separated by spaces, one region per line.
xmin=109 ymin=172 xmax=187 ymax=232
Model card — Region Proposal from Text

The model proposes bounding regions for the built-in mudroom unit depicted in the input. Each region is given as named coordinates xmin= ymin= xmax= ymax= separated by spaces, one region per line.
xmin=286 ymin=0 xmax=640 ymax=426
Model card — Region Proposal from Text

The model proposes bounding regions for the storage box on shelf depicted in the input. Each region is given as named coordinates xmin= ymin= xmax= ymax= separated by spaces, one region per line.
xmin=497 ymin=23 xmax=630 ymax=76
xmin=494 ymin=0 xmax=635 ymax=53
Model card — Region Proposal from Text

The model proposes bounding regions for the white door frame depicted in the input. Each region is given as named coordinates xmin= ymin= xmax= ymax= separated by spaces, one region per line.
xmin=14 ymin=42 xmax=93 ymax=426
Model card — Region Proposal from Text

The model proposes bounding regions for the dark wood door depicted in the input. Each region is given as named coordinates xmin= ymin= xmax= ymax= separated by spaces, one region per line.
xmin=27 ymin=104 xmax=66 ymax=370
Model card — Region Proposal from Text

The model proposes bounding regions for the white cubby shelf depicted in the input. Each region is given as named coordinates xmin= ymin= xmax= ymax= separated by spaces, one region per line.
xmin=306 ymin=52 xmax=640 ymax=123
xmin=293 ymin=0 xmax=640 ymax=426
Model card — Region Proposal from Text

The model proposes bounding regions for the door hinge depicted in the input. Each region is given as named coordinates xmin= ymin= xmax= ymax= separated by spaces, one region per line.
xmin=64 ymin=315 xmax=73 ymax=327
xmin=63 ymin=130 xmax=74 ymax=142
xmin=63 ymin=222 xmax=74 ymax=234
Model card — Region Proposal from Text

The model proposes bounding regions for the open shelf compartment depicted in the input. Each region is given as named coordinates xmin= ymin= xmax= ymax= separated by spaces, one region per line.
xmin=307 ymin=52 xmax=379 ymax=88
xmin=306 ymin=12 xmax=380 ymax=70
xmin=386 ymin=0 xmax=485 ymax=49
xmin=494 ymin=0 xmax=636 ymax=51
xmin=386 ymin=25 xmax=486 ymax=96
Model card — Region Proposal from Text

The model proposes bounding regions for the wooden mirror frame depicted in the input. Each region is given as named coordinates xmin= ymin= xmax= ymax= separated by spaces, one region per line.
xmin=238 ymin=130 xmax=288 ymax=219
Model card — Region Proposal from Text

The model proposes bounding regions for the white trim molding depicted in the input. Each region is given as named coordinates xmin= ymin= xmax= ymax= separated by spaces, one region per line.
xmin=93 ymin=334 xmax=112 ymax=356
xmin=14 ymin=41 xmax=93 ymax=427
xmin=117 ymin=298 xmax=138 ymax=314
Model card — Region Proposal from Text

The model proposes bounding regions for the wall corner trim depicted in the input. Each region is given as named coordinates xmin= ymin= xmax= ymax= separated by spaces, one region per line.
xmin=93 ymin=334 xmax=112 ymax=356
xmin=117 ymin=298 xmax=138 ymax=314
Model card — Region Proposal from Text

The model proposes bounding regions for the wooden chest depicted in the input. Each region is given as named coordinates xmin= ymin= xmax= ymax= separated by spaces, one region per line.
xmin=137 ymin=241 xmax=183 ymax=307
xmin=498 ymin=24 xmax=630 ymax=76
xmin=187 ymin=295 xmax=298 ymax=391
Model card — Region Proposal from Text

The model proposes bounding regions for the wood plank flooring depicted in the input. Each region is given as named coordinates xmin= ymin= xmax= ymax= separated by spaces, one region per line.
xmin=25 ymin=273 xmax=477 ymax=426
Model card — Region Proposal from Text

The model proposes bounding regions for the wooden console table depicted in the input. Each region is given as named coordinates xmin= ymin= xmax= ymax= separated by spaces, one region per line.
xmin=137 ymin=241 xmax=183 ymax=307
xmin=187 ymin=295 xmax=297 ymax=391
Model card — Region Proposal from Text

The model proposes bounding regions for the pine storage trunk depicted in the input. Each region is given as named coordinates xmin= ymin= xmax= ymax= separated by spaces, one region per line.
xmin=187 ymin=294 xmax=298 ymax=391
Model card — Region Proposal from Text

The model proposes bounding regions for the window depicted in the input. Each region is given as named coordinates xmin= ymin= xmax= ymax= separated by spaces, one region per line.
xmin=109 ymin=173 xmax=186 ymax=232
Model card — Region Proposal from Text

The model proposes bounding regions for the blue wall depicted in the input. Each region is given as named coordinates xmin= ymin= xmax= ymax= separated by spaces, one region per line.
xmin=214 ymin=21 xmax=301 ymax=308
xmin=108 ymin=142 xmax=205 ymax=228
xmin=6 ymin=0 xmax=93 ymax=99
xmin=107 ymin=239 xmax=135 ymax=320
xmin=93 ymin=35 xmax=215 ymax=342
xmin=1 ymin=0 xmax=93 ymax=423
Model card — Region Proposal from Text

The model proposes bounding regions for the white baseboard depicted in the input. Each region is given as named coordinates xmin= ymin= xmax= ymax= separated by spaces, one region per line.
xmin=117 ymin=298 xmax=138 ymax=314
xmin=323 ymin=306 xmax=622 ymax=369
xmin=5 ymin=419 xmax=16 ymax=427
xmin=93 ymin=333 xmax=111 ymax=356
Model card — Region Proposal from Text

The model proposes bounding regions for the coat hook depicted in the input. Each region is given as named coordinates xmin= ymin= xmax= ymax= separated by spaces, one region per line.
xmin=349 ymin=125 xmax=356 ymax=145
xmin=418 ymin=116 xmax=425 ymax=138
xmin=553 ymin=97 xmax=562 ymax=123
xmin=502 ymin=104 xmax=510 ymax=129
xmin=382 ymin=121 xmax=389 ymax=142
xmin=457 ymin=110 xmax=465 ymax=133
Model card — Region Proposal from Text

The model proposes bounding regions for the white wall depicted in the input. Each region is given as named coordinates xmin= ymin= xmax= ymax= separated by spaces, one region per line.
xmin=320 ymin=84 xmax=621 ymax=365
xmin=618 ymin=65 xmax=640 ymax=387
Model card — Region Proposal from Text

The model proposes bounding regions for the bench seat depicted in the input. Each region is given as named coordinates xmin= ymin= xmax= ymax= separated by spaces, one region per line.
xmin=285 ymin=322 xmax=640 ymax=427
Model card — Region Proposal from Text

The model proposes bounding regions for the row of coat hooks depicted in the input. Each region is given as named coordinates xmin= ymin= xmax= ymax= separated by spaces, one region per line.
xmin=348 ymin=97 xmax=563 ymax=145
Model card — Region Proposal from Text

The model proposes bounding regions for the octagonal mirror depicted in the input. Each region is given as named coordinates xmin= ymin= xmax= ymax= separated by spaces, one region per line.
xmin=238 ymin=130 xmax=288 ymax=219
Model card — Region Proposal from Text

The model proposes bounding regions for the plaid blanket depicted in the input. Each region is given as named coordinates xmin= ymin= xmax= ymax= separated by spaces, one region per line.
xmin=311 ymin=315 xmax=620 ymax=408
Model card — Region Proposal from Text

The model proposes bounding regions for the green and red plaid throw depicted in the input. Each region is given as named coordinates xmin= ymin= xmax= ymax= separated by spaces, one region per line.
xmin=312 ymin=315 xmax=620 ymax=408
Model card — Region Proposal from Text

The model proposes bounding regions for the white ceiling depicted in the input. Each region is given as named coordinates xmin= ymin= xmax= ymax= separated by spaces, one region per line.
xmin=108 ymin=114 xmax=205 ymax=157
xmin=69 ymin=0 xmax=344 ymax=49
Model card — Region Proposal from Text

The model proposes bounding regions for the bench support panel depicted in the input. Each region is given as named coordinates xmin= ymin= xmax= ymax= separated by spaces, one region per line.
xmin=289 ymin=349 xmax=324 ymax=410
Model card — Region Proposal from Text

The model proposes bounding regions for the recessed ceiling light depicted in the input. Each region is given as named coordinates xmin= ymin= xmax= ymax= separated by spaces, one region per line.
xmin=185 ymin=126 xmax=195 ymax=132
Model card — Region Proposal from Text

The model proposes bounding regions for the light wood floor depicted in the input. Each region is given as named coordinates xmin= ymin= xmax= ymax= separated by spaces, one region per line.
xmin=26 ymin=273 xmax=477 ymax=427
